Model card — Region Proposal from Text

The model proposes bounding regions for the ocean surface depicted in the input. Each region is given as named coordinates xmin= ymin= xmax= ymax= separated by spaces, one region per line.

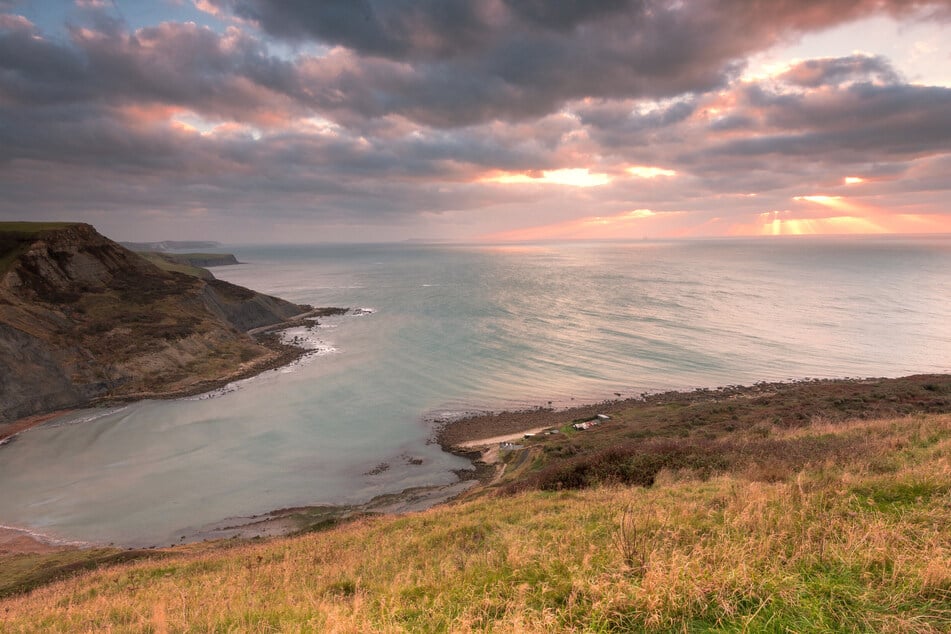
xmin=1 ymin=237 xmax=950 ymax=545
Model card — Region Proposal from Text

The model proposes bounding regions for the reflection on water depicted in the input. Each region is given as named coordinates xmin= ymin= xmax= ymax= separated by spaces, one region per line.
xmin=1 ymin=237 xmax=949 ymax=545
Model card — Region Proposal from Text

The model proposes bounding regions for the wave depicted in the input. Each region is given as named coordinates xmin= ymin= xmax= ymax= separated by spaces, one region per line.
xmin=0 ymin=523 xmax=90 ymax=547
xmin=40 ymin=406 xmax=129 ymax=430
xmin=186 ymin=325 xmax=340 ymax=399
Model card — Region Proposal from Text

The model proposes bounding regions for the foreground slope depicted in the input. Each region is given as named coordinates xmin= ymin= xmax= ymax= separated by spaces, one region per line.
xmin=1 ymin=380 xmax=948 ymax=632
xmin=0 ymin=222 xmax=309 ymax=423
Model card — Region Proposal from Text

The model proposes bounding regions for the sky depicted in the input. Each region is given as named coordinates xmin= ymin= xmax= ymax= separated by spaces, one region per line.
xmin=1 ymin=1 xmax=950 ymax=243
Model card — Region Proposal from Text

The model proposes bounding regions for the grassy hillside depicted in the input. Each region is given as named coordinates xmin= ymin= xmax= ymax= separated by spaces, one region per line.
xmin=2 ymin=381 xmax=949 ymax=632
xmin=136 ymin=251 xmax=215 ymax=280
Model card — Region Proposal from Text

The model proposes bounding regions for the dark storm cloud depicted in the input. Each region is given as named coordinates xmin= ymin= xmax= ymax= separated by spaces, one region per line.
xmin=0 ymin=15 xmax=302 ymax=123
xmin=577 ymin=99 xmax=698 ymax=141
xmin=710 ymin=82 xmax=951 ymax=161
xmin=221 ymin=0 xmax=494 ymax=60
xmin=779 ymin=55 xmax=902 ymax=87
xmin=5 ymin=0 xmax=949 ymax=129
xmin=199 ymin=0 xmax=951 ymax=126
xmin=217 ymin=0 xmax=951 ymax=61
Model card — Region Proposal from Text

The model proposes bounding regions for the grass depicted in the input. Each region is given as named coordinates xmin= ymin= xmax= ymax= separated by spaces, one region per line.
xmin=486 ymin=375 xmax=951 ymax=495
xmin=1 ymin=410 xmax=948 ymax=632
xmin=0 ymin=223 xmax=80 ymax=274
xmin=136 ymin=252 xmax=214 ymax=280
xmin=0 ymin=222 xmax=79 ymax=234
xmin=0 ymin=549 xmax=156 ymax=600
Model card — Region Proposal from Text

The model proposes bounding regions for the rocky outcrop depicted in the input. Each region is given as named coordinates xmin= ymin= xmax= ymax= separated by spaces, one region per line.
xmin=0 ymin=323 xmax=91 ymax=422
xmin=200 ymin=279 xmax=304 ymax=331
xmin=0 ymin=223 xmax=311 ymax=423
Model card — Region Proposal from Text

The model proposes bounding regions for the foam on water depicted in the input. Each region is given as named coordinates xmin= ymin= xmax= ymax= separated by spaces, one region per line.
xmin=24 ymin=406 xmax=129 ymax=431
xmin=0 ymin=523 xmax=90 ymax=548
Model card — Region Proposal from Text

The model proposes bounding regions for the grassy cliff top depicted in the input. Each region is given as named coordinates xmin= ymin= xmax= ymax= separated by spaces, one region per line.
xmin=0 ymin=221 xmax=81 ymax=235
xmin=0 ymin=222 xmax=84 ymax=273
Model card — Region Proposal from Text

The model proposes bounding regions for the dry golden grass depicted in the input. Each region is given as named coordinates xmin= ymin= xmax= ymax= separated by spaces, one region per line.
xmin=1 ymin=414 xmax=949 ymax=632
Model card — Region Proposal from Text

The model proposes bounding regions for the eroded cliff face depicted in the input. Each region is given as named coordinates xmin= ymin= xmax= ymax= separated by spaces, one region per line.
xmin=0 ymin=223 xmax=309 ymax=422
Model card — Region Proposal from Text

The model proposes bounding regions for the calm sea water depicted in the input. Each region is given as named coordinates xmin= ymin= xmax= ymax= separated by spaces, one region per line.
xmin=1 ymin=237 xmax=950 ymax=545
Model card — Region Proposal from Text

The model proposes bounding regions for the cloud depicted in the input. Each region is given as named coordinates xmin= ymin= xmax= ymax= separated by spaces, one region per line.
xmin=706 ymin=82 xmax=951 ymax=162
xmin=0 ymin=16 xmax=303 ymax=125
xmin=2 ymin=3 xmax=951 ymax=240
xmin=779 ymin=54 xmax=902 ymax=87
xmin=193 ymin=0 xmax=951 ymax=127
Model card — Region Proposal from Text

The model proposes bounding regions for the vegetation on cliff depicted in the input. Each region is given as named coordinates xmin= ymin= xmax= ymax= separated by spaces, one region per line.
xmin=134 ymin=252 xmax=240 ymax=280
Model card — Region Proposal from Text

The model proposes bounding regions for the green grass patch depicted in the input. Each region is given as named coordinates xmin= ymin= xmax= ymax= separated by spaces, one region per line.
xmin=136 ymin=251 xmax=214 ymax=279
xmin=0 ymin=221 xmax=78 ymax=234
xmin=0 ymin=549 xmax=156 ymax=599
xmin=850 ymin=479 xmax=950 ymax=513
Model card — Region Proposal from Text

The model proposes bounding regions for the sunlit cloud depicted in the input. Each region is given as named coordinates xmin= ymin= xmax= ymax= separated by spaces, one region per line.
xmin=740 ymin=60 xmax=795 ymax=84
xmin=794 ymin=195 xmax=849 ymax=208
xmin=168 ymin=111 xmax=263 ymax=139
xmin=172 ymin=112 xmax=219 ymax=135
xmin=844 ymin=176 xmax=865 ymax=184
xmin=626 ymin=166 xmax=677 ymax=178
xmin=580 ymin=209 xmax=657 ymax=226
xmin=483 ymin=208 xmax=686 ymax=242
xmin=479 ymin=168 xmax=611 ymax=188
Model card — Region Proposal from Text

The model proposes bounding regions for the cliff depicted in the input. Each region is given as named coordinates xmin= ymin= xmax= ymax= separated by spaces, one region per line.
xmin=0 ymin=223 xmax=310 ymax=423
xmin=135 ymin=252 xmax=240 ymax=276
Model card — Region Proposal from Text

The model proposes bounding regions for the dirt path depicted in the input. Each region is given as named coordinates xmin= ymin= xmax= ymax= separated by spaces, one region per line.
xmin=455 ymin=426 xmax=552 ymax=449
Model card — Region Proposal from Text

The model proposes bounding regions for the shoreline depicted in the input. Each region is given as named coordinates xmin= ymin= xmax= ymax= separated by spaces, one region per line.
xmin=432 ymin=374 xmax=951 ymax=481
xmin=432 ymin=376 xmax=891 ymax=450
xmin=0 ymin=307 xmax=348 ymax=443
xmin=6 ymin=373 xmax=950 ymax=553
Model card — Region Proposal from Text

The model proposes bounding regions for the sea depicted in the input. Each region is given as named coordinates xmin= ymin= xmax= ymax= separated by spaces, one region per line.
xmin=1 ymin=237 xmax=950 ymax=546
